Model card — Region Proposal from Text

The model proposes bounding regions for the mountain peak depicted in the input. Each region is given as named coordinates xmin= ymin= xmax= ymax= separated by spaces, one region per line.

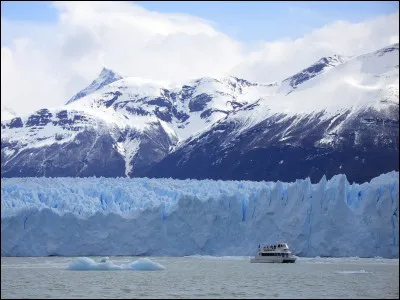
xmin=283 ymin=54 xmax=347 ymax=89
xmin=98 ymin=67 xmax=122 ymax=79
xmin=66 ymin=67 xmax=124 ymax=105
xmin=317 ymin=54 xmax=346 ymax=65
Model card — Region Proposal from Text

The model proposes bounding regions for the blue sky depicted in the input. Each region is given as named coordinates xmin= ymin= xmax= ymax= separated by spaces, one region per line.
xmin=1 ymin=1 xmax=398 ymax=44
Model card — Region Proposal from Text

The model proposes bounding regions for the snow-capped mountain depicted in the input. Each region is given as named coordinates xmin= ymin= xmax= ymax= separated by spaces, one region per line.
xmin=148 ymin=44 xmax=399 ymax=183
xmin=66 ymin=67 xmax=124 ymax=104
xmin=1 ymin=43 xmax=398 ymax=182
xmin=1 ymin=71 xmax=274 ymax=178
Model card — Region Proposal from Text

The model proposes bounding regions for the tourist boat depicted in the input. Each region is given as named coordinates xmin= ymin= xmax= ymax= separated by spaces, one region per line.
xmin=250 ymin=242 xmax=297 ymax=263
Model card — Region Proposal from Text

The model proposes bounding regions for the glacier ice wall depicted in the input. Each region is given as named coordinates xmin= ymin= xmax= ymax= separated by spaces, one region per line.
xmin=1 ymin=172 xmax=398 ymax=258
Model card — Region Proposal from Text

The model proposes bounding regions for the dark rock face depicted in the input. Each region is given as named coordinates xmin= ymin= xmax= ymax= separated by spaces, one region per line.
xmin=189 ymin=94 xmax=213 ymax=112
xmin=7 ymin=118 xmax=24 ymax=129
xmin=103 ymin=91 xmax=123 ymax=108
xmin=146 ymin=106 xmax=399 ymax=184
xmin=25 ymin=109 xmax=53 ymax=127
xmin=283 ymin=56 xmax=343 ymax=88
xmin=1 ymin=111 xmax=178 ymax=178
xmin=128 ymin=122 xmax=178 ymax=177
xmin=1 ymin=130 xmax=126 ymax=178
xmin=172 ymin=107 xmax=189 ymax=123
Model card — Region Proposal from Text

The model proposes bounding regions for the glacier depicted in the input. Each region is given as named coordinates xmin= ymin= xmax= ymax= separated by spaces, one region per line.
xmin=1 ymin=171 xmax=398 ymax=258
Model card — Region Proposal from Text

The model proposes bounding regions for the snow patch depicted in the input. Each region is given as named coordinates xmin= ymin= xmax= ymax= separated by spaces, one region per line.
xmin=114 ymin=138 xmax=141 ymax=177
xmin=123 ymin=138 xmax=141 ymax=176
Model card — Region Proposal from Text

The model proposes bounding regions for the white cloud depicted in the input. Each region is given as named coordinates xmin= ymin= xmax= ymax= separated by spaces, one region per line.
xmin=231 ymin=13 xmax=399 ymax=83
xmin=1 ymin=1 xmax=398 ymax=116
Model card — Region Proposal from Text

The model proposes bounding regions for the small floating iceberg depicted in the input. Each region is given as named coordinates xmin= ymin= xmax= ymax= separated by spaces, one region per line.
xmin=68 ymin=257 xmax=165 ymax=271
xmin=129 ymin=258 xmax=166 ymax=270
xmin=335 ymin=270 xmax=371 ymax=274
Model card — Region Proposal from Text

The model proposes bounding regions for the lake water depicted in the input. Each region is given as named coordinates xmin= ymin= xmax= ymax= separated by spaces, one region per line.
xmin=1 ymin=256 xmax=399 ymax=299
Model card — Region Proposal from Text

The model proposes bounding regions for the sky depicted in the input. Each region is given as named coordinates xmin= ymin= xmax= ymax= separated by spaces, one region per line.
xmin=1 ymin=1 xmax=399 ymax=115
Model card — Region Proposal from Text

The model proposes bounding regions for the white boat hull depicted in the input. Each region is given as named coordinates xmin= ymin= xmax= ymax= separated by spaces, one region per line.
xmin=250 ymin=256 xmax=296 ymax=263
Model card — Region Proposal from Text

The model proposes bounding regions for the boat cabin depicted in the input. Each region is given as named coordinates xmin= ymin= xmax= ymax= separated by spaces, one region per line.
xmin=260 ymin=243 xmax=289 ymax=251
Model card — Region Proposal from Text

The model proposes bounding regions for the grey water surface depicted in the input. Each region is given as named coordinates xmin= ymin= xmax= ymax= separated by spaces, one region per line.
xmin=1 ymin=256 xmax=398 ymax=299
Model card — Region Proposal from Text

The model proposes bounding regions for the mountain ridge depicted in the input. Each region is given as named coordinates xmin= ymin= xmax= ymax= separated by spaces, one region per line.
xmin=1 ymin=43 xmax=398 ymax=182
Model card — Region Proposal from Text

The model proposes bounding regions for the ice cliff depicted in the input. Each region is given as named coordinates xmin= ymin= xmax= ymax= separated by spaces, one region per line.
xmin=1 ymin=172 xmax=398 ymax=258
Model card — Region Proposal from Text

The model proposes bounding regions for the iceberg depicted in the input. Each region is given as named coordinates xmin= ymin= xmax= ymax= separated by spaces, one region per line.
xmin=334 ymin=270 xmax=372 ymax=274
xmin=67 ymin=257 xmax=165 ymax=271
xmin=1 ymin=171 xmax=398 ymax=258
